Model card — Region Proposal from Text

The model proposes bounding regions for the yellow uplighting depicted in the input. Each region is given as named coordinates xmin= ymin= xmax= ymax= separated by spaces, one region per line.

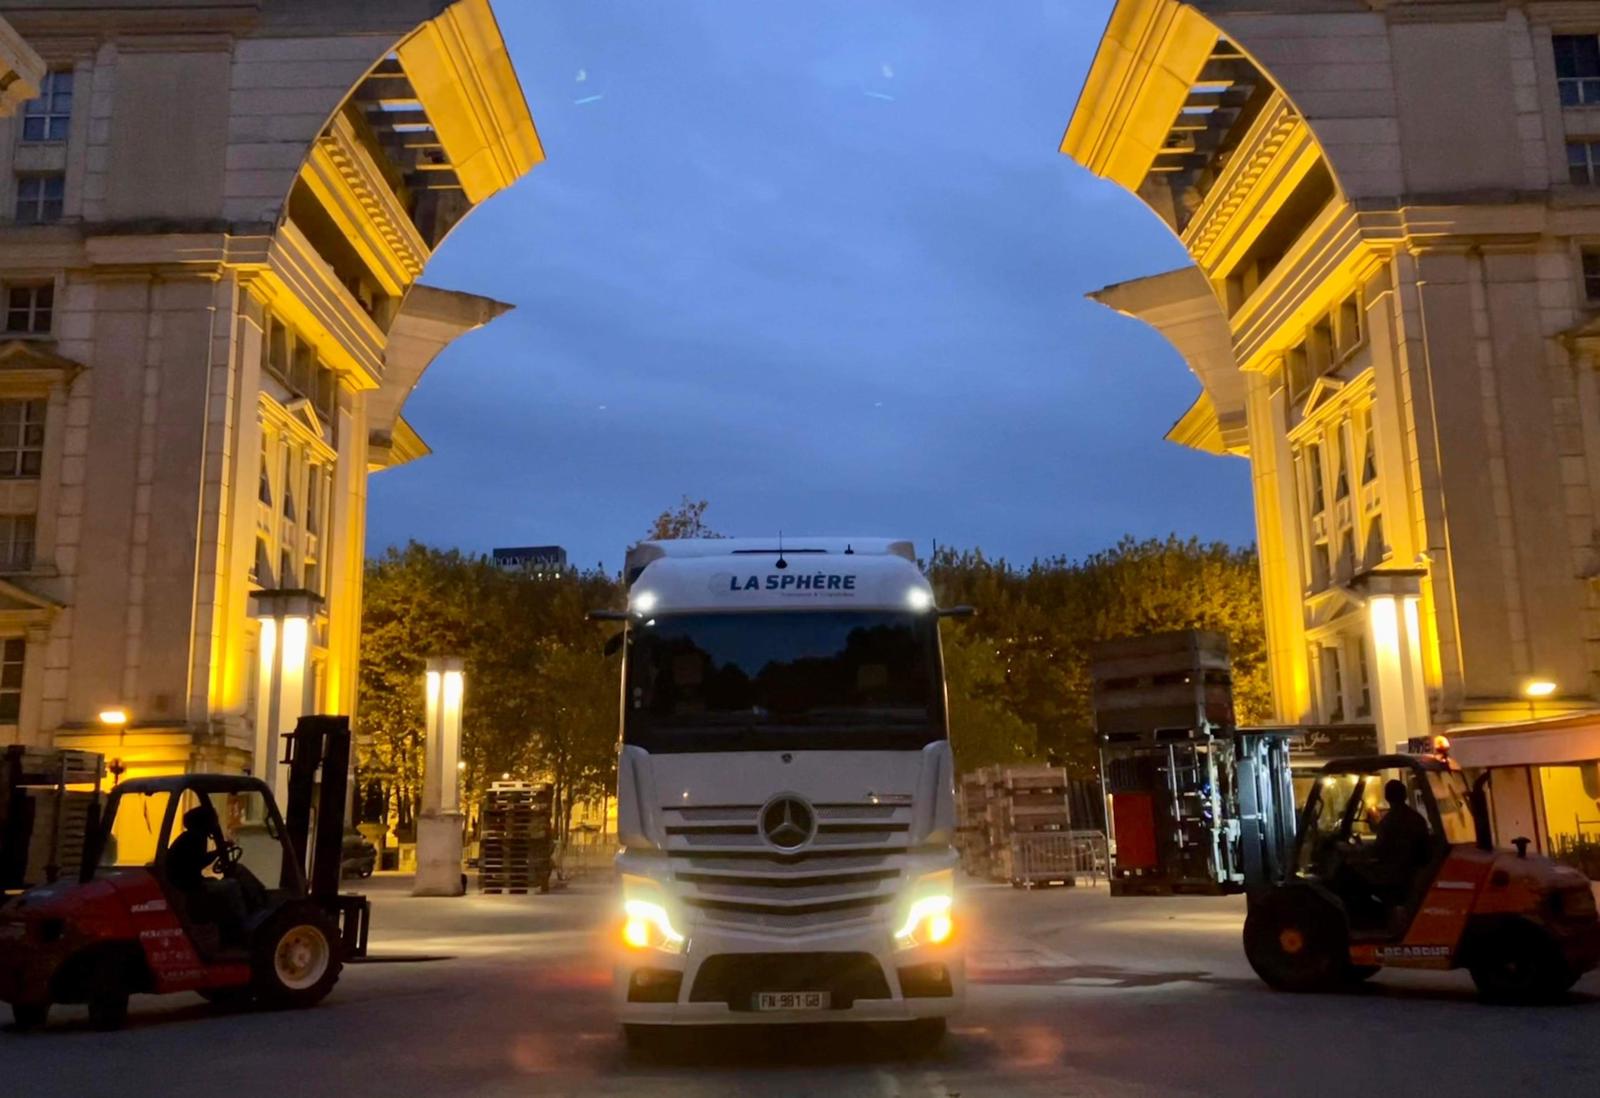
xmin=97 ymin=708 xmax=129 ymax=727
xmin=281 ymin=615 xmax=309 ymax=672
xmin=1524 ymin=680 xmax=1558 ymax=699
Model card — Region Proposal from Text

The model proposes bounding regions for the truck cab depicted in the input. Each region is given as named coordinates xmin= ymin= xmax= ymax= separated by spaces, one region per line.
xmin=604 ymin=538 xmax=964 ymax=1045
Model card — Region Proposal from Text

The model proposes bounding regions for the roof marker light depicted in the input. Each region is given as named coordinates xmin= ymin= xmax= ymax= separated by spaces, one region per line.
xmin=907 ymin=588 xmax=934 ymax=612
xmin=632 ymin=590 xmax=658 ymax=615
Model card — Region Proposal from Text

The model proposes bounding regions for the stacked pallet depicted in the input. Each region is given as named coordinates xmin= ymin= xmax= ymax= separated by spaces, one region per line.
xmin=958 ymin=764 xmax=1081 ymax=885
xmin=955 ymin=769 xmax=995 ymax=880
xmin=2 ymin=747 xmax=104 ymax=892
xmin=479 ymin=781 xmax=554 ymax=895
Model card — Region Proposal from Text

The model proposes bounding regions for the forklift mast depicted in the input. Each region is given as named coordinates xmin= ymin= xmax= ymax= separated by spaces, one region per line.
xmin=282 ymin=715 xmax=369 ymax=958
xmin=1092 ymin=631 xmax=1301 ymax=896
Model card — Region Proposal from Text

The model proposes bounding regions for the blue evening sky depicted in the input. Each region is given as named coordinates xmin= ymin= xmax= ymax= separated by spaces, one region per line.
xmin=367 ymin=0 xmax=1252 ymax=574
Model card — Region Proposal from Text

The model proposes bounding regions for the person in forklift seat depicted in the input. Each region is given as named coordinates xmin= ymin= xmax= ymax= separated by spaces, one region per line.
xmin=1370 ymin=778 xmax=1432 ymax=903
xmin=168 ymin=802 xmax=248 ymax=935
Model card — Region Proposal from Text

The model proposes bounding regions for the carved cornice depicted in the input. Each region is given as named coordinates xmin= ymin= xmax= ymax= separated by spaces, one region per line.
xmin=0 ymin=338 xmax=85 ymax=388
xmin=301 ymin=113 xmax=430 ymax=297
xmin=1181 ymin=93 xmax=1305 ymax=268
xmin=252 ymin=220 xmax=386 ymax=391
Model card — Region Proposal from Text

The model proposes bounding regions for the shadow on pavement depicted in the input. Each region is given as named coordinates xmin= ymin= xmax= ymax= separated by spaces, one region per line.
xmin=620 ymin=1022 xmax=965 ymax=1070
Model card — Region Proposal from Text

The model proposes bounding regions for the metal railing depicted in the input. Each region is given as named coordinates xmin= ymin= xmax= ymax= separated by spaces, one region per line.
xmin=1004 ymin=831 xmax=1108 ymax=889
xmin=557 ymin=838 xmax=619 ymax=880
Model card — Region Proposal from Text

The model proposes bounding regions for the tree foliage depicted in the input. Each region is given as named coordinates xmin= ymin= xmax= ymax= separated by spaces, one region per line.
xmin=929 ymin=536 xmax=1270 ymax=774
xmin=647 ymin=496 xmax=723 ymax=540
xmin=357 ymin=533 xmax=1269 ymax=830
xmin=358 ymin=542 xmax=622 ymax=838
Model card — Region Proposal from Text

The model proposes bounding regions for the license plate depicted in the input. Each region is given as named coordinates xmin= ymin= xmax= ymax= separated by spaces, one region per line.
xmin=754 ymin=991 xmax=830 ymax=1012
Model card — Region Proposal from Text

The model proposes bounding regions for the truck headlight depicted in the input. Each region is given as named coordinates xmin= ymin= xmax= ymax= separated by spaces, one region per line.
xmin=622 ymin=899 xmax=685 ymax=954
xmin=895 ymin=871 xmax=955 ymax=949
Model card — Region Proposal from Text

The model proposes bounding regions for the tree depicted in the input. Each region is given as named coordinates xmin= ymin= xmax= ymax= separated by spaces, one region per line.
xmin=941 ymin=620 xmax=1037 ymax=772
xmin=358 ymin=543 xmax=622 ymax=838
xmin=928 ymin=536 xmax=1270 ymax=773
xmin=646 ymin=496 xmax=723 ymax=539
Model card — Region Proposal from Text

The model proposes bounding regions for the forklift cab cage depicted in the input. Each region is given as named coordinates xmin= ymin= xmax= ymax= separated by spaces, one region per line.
xmin=1291 ymin=754 xmax=1482 ymax=867
xmin=81 ymin=774 xmax=303 ymax=892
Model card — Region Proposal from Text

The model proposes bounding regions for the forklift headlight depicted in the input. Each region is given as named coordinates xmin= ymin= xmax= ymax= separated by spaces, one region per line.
xmin=895 ymin=871 xmax=955 ymax=950
xmin=622 ymin=899 xmax=685 ymax=954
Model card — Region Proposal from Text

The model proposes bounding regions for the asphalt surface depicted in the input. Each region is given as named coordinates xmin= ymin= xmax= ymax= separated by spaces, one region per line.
xmin=5 ymin=875 xmax=1599 ymax=1097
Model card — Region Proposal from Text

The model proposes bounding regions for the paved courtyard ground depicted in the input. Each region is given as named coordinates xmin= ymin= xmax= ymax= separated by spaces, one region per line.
xmin=5 ymin=874 xmax=1599 ymax=1097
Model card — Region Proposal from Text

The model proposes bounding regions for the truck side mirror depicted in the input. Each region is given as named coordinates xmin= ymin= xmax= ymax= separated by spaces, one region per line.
xmin=937 ymin=605 xmax=976 ymax=619
xmin=603 ymin=630 xmax=625 ymax=657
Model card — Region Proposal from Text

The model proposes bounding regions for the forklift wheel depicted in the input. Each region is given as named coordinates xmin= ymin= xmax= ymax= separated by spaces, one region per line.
xmin=1244 ymin=888 xmax=1350 ymax=993
xmin=251 ymin=903 xmax=343 ymax=1010
xmin=1469 ymin=923 xmax=1580 ymax=1004
xmin=10 ymin=1002 xmax=48 ymax=1031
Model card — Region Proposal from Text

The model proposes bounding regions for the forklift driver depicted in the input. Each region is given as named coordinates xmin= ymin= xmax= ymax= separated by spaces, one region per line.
xmin=168 ymin=803 xmax=248 ymax=937
xmin=1367 ymin=779 xmax=1433 ymax=904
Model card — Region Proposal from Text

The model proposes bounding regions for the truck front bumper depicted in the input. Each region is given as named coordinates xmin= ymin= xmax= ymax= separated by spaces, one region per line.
xmin=614 ymin=920 xmax=964 ymax=1026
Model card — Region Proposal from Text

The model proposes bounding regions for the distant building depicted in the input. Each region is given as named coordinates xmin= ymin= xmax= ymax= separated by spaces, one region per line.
xmin=493 ymin=546 xmax=568 ymax=578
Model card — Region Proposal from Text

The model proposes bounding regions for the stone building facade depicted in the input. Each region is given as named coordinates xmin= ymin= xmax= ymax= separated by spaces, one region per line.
xmin=1066 ymin=0 xmax=1600 ymax=849
xmin=0 ymin=0 xmax=538 ymax=799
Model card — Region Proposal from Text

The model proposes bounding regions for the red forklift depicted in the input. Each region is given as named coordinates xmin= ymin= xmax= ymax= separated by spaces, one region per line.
xmin=0 ymin=716 xmax=369 ymax=1030
xmin=1244 ymin=752 xmax=1600 ymax=1001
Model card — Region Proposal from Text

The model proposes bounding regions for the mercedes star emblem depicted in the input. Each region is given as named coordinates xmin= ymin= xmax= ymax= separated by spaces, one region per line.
xmin=759 ymin=794 xmax=817 ymax=852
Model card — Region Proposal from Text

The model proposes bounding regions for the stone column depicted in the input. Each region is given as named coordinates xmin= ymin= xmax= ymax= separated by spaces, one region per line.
xmin=1358 ymin=571 xmax=1430 ymax=754
xmin=414 ymin=657 xmax=465 ymax=897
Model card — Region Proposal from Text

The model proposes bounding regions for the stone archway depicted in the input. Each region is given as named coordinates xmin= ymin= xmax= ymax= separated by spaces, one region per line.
xmin=1061 ymin=1 xmax=1600 ymax=779
xmin=0 ymin=0 xmax=542 ymax=790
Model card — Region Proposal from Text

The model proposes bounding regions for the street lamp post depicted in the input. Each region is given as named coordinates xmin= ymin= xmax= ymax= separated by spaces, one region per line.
xmin=415 ymin=657 xmax=466 ymax=897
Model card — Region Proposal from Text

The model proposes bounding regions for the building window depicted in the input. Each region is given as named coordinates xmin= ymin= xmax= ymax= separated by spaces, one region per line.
xmin=1354 ymin=637 xmax=1372 ymax=719
xmin=1555 ymin=35 xmax=1600 ymax=107
xmin=1307 ymin=443 xmax=1326 ymax=515
xmin=4 ymin=283 xmax=53 ymax=335
xmin=0 ymin=638 xmax=23 ymax=722
xmin=1337 ymin=293 xmax=1362 ymax=357
xmin=1584 ymin=250 xmax=1600 ymax=304
xmin=14 ymin=175 xmax=65 ymax=224
xmin=20 ymin=71 xmax=73 ymax=143
xmin=1319 ymin=644 xmax=1347 ymax=724
xmin=0 ymin=400 xmax=45 ymax=479
xmin=1365 ymin=514 xmax=1386 ymax=568
xmin=1569 ymin=141 xmax=1600 ymax=185
xmin=1361 ymin=420 xmax=1379 ymax=485
xmin=0 ymin=516 xmax=36 ymax=572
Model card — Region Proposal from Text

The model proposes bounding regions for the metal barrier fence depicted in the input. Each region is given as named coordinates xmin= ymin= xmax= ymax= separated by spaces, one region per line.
xmin=557 ymin=839 xmax=619 ymax=880
xmin=1004 ymin=831 xmax=1109 ymax=889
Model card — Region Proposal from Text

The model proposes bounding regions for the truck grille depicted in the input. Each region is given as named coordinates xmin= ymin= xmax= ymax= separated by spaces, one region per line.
xmin=663 ymin=803 xmax=911 ymax=932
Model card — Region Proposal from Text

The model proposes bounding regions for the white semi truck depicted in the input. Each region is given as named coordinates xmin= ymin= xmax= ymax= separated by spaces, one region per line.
xmin=598 ymin=537 xmax=966 ymax=1047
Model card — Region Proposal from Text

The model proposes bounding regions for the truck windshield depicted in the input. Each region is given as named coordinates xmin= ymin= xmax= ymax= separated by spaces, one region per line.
xmin=624 ymin=610 xmax=945 ymax=752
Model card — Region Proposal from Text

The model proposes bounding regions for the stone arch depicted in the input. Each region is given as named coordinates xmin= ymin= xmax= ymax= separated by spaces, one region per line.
xmin=1059 ymin=0 xmax=1600 ymax=760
